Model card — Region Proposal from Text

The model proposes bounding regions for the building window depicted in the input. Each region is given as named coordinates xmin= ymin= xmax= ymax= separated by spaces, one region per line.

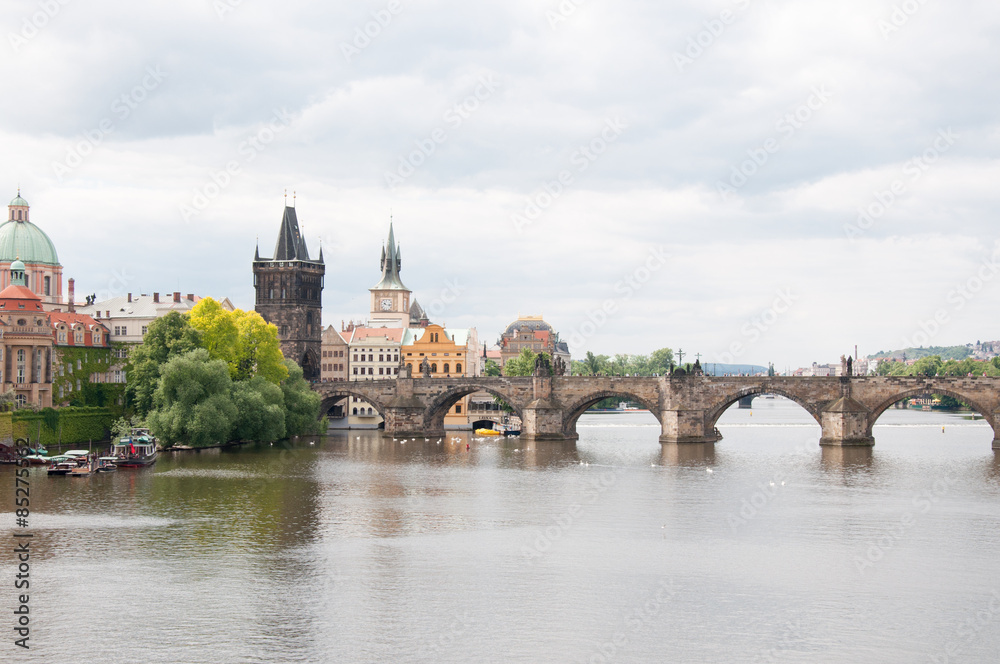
xmin=431 ymin=363 xmax=437 ymax=373
xmin=368 ymin=368 xmax=373 ymax=375
xmin=455 ymin=404 xmax=462 ymax=414
xmin=93 ymin=331 xmax=101 ymax=344
xmin=367 ymin=408 xmax=373 ymax=415
xmin=368 ymin=354 xmax=373 ymax=362
xmin=443 ymin=363 xmax=450 ymax=374
xmin=353 ymin=408 xmax=358 ymax=415
xmin=456 ymin=363 xmax=462 ymax=374
xmin=58 ymin=328 xmax=67 ymax=342
xmin=379 ymin=368 xmax=384 ymax=375
xmin=75 ymin=329 xmax=84 ymax=344
xmin=353 ymin=367 xmax=358 ymax=375
xmin=142 ymin=326 xmax=148 ymax=336
xmin=15 ymin=394 xmax=26 ymax=408
xmin=44 ymin=276 xmax=51 ymax=296
xmin=379 ymin=354 xmax=384 ymax=362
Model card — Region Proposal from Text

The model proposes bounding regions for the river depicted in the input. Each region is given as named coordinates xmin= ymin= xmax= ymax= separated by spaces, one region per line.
xmin=3 ymin=398 xmax=999 ymax=663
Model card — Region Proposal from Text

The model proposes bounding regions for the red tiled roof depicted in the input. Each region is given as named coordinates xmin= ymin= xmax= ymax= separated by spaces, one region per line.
xmin=0 ymin=284 xmax=43 ymax=310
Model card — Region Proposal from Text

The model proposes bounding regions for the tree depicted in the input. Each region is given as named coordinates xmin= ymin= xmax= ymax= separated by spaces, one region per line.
xmin=231 ymin=377 xmax=287 ymax=442
xmin=281 ymin=360 xmax=322 ymax=436
xmin=189 ymin=298 xmax=288 ymax=384
xmin=484 ymin=360 xmax=501 ymax=377
xmin=146 ymin=349 xmax=238 ymax=447
xmin=126 ymin=312 xmax=203 ymax=416
xmin=647 ymin=348 xmax=674 ymax=375
xmin=580 ymin=351 xmax=610 ymax=376
xmin=910 ymin=355 xmax=943 ymax=377
xmin=504 ymin=348 xmax=550 ymax=376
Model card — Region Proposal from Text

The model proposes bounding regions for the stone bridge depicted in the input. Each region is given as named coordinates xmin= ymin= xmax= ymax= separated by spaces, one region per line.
xmin=314 ymin=375 xmax=1000 ymax=448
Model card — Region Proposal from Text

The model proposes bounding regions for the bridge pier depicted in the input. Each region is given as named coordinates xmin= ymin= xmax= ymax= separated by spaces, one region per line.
xmin=658 ymin=409 xmax=721 ymax=444
xmin=819 ymin=397 xmax=874 ymax=447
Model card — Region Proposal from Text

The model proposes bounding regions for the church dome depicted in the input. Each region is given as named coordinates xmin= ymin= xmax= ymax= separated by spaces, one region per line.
xmin=503 ymin=316 xmax=552 ymax=337
xmin=9 ymin=195 xmax=29 ymax=207
xmin=0 ymin=219 xmax=60 ymax=265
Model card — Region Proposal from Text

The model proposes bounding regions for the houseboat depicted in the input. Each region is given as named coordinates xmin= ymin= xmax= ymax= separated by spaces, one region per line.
xmin=112 ymin=429 xmax=158 ymax=468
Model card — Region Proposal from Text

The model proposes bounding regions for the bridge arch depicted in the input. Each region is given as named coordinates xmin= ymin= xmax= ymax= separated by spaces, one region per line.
xmin=318 ymin=389 xmax=388 ymax=421
xmin=865 ymin=386 xmax=998 ymax=438
xmin=425 ymin=385 xmax=525 ymax=432
xmin=562 ymin=390 xmax=662 ymax=438
xmin=705 ymin=386 xmax=823 ymax=431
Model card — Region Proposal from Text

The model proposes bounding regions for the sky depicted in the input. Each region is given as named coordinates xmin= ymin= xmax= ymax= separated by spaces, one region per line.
xmin=2 ymin=0 xmax=999 ymax=370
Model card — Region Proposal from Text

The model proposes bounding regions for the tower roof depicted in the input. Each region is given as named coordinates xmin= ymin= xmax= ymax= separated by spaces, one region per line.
xmin=9 ymin=194 xmax=28 ymax=207
xmin=0 ymin=221 xmax=60 ymax=266
xmin=269 ymin=205 xmax=317 ymax=262
xmin=371 ymin=222 xmax=408 ymax=291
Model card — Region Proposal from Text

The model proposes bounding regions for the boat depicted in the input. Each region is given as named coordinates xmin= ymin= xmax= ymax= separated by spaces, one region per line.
xmin=111 ymin=429 xmax=158 ymax=468
xmin=95 ymin=457 xmax=118 ymax=472
xmin=47 ymin=460 xmax=77 ymax=476
xmin=475 ymin=428 xmax=502 ymax=436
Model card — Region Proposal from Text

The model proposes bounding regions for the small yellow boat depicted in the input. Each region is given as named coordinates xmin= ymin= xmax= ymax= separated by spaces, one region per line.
xmin=475 ymin=428 xmax=501 ymax=436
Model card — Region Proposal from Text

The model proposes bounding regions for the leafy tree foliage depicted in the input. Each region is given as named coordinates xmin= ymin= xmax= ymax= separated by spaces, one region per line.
xmin=572 ymin=348 xmax=674 ymax=376
xmin=484 ymin=360 xmax=501 ymax=377
xmin=127 ymin=312 xmax=203 ymax=416
xmin=281 ymin=360 xmax=323 ymax=436
xmin=504 ymin=348 xmax=550 ymax=376
xmin=231 ymin=377 xmax=286 ymax=442
xmin=189 ymin=298 xmax=288 ymax=384
xmin=147 ymin=349 xmax=238 ymax=446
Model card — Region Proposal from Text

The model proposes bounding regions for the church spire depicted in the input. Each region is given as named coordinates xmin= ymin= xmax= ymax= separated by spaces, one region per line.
xmin=371 ymin=220 xmax=407 ymax=291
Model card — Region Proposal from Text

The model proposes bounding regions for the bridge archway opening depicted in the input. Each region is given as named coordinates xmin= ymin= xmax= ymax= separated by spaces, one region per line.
xmin=319 ymin=392 xmax=388 ymax=425
xmin=425 ymin=386 xmax=524 ymax=433
xmin=867 ymin=388 xmax=997 ymax=442
xmin=562 ymin=392 xmax=662 ymax=439
xmin=706 ymin=389 xmax=823 ymax=434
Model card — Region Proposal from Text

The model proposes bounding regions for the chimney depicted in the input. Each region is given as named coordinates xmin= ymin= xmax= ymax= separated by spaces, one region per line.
xmin=153 ymin=292 xmax=159 ymax=303
xmin=186 ymin=294 xmax=194 ymax=301
xmin=173 ymin=292 xmax=181 ymax=303
xmin=127 ymin=293 xmax=132 ymax=303
xmin=68 ymin=278 xmax=76 ymax=313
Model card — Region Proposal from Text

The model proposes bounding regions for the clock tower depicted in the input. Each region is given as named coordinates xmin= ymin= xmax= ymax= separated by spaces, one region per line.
xmin=368 ymin=222 xmax=411 ymax=328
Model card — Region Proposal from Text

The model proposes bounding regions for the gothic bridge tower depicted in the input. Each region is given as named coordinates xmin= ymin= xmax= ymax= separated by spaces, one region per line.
xmin=253 ymin=201 xmax=324 ymax=379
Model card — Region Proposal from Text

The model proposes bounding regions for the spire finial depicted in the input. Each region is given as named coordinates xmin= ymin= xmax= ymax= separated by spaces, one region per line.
xmin=284 ymin=189 xmax=287 ymax=205
xmin=293 ymin=191 xmax=296 ymax=207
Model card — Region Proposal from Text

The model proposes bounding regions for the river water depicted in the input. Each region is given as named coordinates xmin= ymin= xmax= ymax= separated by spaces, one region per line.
xmin=3 ymin=399 xmax=1000 ymax=663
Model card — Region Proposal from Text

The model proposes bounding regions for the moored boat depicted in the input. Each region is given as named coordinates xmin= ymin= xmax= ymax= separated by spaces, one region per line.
xmin=112 ymin=429 xmax=158 ymax=468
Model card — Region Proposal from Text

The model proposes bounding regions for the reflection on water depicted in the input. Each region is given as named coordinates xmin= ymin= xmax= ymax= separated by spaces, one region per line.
xmin=660 ymin=442 xmax=716 ymax=467
xmin=1 ymin=402 xmax=999 ymax=663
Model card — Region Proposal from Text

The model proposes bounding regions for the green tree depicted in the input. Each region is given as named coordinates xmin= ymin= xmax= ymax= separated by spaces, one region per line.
xmin=648 ymin=348 xmax=674 ymax=375
xmin=910 ymin=355 xmax=943 ymax=377
xmin=484 ymin=359 xmax=501 ymax=377
xmin=146 ymin=349 xmax=238 ymax=447
xmin=231 ymin=377 xmax=287 ymax=442
xmin=126 ymin=312 xmax=203 ymax=416
xmin=189 ymin=298 xmax=289 ymax=384
xmin=504 ymin=348 xmax=550 ymax=376
xmin=579 ymin=351 xmax=610 ymax=376
xmin=281 ymin=360 xmax=322 ymax=436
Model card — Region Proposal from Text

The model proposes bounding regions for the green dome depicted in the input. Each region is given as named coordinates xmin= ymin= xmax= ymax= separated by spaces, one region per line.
xmin=9 ymin=195 xmax=28 ymax=207
xmin=10 ymin=259 xmax=25 ymax=271
xmin=0 ymin=219 xmax=60 ymax=266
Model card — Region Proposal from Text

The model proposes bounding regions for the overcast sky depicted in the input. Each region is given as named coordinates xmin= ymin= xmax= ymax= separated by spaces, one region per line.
xmin=3 ymin=0 xmax=999 ymax=369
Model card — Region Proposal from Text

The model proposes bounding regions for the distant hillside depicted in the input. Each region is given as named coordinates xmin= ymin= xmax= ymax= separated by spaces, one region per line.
xmin=701 ymin=363 xmax=769 ymax=376
xmin=869 ymin=346 xmax=971 ymax=361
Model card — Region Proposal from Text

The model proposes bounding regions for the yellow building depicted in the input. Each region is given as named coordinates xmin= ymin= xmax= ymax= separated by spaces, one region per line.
xmin=401 ymin=324 xmax=479 ymax=428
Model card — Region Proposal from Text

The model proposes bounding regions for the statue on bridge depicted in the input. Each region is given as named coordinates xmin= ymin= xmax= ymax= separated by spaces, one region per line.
xmin=420 ymin=357 xmax=432 ymax=378
xmin=847 ymin=355 xmax=853 ymax=377
xmin=533 ymin=352 xmax=551 ymax=377
xmin=692 ymin=359 xmax=704 ymax=376
xmin=553 ymin=356 xmax=566 ymax=376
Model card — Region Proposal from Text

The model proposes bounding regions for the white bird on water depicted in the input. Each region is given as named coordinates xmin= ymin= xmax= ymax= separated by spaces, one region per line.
xmin=706 ymin=468 xmax=713 ymax=474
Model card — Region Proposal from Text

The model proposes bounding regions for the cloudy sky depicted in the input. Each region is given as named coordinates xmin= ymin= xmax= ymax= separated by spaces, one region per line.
xmin=2 ymin=0 xmax=999 ymax=369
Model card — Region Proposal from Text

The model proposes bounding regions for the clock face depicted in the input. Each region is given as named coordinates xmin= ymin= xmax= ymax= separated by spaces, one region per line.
xmin=380 ymin=298 xmax=393 ymax=311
